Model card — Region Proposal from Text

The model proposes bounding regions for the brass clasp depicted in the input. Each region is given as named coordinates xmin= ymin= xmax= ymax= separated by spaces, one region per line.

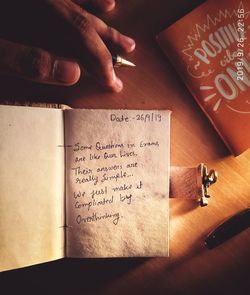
xmin=199 ymin=163 xmax=218 ymax=207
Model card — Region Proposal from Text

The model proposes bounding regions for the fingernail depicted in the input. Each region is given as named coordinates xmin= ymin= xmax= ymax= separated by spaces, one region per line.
xmin=102 ymin=0 xmax=115 ymax=12
xmin=115 ymin=77 xmax=123 ymax=92
xmin=105 ymin=0 xmax=115 ymax=6
xmin=53 ymin=60 xmax=80 ymax=85
xmin=112 ymin=70 xmax=123 ymax=92
xmin=124 ymin=37 xmax=136 ymax=52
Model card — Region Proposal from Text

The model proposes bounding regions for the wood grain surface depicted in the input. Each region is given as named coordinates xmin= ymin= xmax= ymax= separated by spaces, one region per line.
xmin=1 ymin=0 xmax=250 ymax=294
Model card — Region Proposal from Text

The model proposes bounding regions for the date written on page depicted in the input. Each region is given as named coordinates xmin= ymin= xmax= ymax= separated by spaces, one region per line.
xmin=237 ymin=6 xmax=246 ymax=81
xmin=110 ymin=112 xmax=162 ymax=123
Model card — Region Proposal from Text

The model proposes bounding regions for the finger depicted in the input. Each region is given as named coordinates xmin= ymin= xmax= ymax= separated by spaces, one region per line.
xmin=47 ymin=0 xmax=123 ymax=92
xmin=88 ymin=13 xmax=136 ymax=53
xmin=73 ymin=0 xmax=116 ymax=12
xmin=0 ymin=39 xmax=80 ymax=85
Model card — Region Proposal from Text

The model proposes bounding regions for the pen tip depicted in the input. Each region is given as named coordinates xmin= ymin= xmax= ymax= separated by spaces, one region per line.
xmin=125 ymin=60 xmax=136 ymax=67
xmin=114 ymin=56 xmax=136 ymax=67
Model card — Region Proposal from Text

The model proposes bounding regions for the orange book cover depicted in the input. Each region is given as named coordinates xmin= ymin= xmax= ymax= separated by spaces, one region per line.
xmin=157 ymin=0 xmax=250 ymax=155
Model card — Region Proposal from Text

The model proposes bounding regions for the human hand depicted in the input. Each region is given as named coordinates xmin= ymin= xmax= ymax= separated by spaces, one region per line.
xmin=0 ymin=0 xmax=135 ymax=92
xmin=73 ymin=0 xmax=116 ymax=12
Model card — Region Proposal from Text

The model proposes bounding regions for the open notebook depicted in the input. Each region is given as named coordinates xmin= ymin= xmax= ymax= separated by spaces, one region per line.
xmin=0 ymin=105 xmax=170 ymax=271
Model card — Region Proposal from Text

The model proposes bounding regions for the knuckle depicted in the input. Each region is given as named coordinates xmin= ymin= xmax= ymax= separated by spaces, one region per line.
xmin=19 ymin=47 xmax=52 ymax=81
xmin=102 ymin=67 xmax=115 ymax=88
xmin=108 ymin=26 xmax=118 ymax=40
xmin=99 ymin=48 xmax=112 ymax=66
xmin=71 ymin=10 xmax=90 ymax=34
xmin=98 ymin=52 xmax=114 ymax=86
xmin=104 ymin=77 xmax=115 ymax=88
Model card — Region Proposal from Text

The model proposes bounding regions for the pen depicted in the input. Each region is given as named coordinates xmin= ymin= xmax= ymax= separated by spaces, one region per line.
xmin=112 ymin=55 xmax=136 ymax=67
xmin=205 ymin=207 xmax=250 ymax=249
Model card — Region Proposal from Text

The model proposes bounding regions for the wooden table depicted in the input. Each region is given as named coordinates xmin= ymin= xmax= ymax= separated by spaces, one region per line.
xmin=1 ymin=0 xmax=250 ymax=294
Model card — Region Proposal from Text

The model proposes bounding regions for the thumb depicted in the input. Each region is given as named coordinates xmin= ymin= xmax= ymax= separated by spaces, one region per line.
xmin=0 ymin=39 xmax=81 ymax=86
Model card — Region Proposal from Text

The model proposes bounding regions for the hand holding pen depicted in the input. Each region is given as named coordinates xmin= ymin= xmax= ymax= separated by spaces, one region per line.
xmin=0 ymin=0 xmax=135 ymax=92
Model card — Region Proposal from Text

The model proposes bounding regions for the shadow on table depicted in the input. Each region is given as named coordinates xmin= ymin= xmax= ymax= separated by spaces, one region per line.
xmin=1 ymin=257 xmax=147 ymax=295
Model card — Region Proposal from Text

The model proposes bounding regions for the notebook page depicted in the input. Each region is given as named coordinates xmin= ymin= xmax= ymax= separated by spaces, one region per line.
xmin=65 ymin=109 xmax=170 ymax=257
xmin=0 ymin=105 xmax=65 ymax=271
